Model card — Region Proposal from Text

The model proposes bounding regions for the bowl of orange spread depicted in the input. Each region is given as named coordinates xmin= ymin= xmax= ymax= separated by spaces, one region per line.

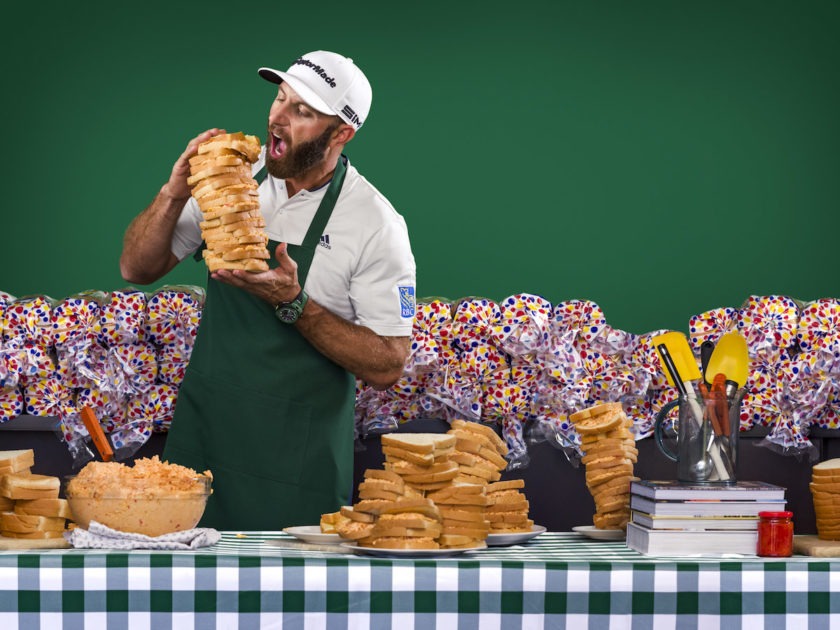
xmin=65 ymin=456 xmax=212 ymax=537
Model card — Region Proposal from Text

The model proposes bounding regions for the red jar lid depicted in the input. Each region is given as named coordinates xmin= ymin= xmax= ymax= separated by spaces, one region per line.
xmin=758 ymin=511 xmax=793 ymax=518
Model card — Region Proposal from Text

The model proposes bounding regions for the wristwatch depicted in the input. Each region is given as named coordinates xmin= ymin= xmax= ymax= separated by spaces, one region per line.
xmin=274 ymin=289 xmax=309 ymax=324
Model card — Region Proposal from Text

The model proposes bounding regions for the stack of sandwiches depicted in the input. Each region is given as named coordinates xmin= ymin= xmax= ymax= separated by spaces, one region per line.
xmin=570 ymin=402 xmax=638 ymax=530
xmin=0 ymin=449 xmax=74 ymax=540
xmin=486 ymin=479 xmax=533 ymax=534
xmin=324 ymin=419 xmax=532 ymax=550
xmin=188 ymin=132 xmax=270 ymax=273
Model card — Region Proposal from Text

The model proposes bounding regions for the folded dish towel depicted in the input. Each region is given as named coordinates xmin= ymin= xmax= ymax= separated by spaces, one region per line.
xmin=64 ymin=521 xmax=221 ymax=550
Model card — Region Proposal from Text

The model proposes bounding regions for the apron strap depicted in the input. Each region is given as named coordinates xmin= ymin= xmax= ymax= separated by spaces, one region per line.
xmin=191 ymin=155 xmax=345 ymax=275
xmin=293 ymin=154 xmax=347 ymax=286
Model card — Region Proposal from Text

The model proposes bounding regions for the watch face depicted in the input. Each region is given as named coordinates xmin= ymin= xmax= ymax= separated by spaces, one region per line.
xmin=275 ymin=306 xmax=300 ymax=324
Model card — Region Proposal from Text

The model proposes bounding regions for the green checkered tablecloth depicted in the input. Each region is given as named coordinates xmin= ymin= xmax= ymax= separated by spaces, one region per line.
xmin=2 ymin=532 xmax=839 ymax=629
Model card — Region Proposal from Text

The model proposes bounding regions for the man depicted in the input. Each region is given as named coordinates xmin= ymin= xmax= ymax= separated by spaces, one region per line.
xmin=120 ymin=51 xmax=416 ymax=529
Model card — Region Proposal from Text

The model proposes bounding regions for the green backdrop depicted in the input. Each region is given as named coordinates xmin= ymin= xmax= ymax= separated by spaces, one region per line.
xmin=1 ymin=0 xmax=837 ymax=335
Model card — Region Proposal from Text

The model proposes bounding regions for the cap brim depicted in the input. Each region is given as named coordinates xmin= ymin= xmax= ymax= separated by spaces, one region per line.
xmin=258 ymin=67 xmax=337 ymax=117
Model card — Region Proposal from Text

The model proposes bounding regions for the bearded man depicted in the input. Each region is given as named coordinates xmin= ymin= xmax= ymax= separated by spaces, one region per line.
xmin=120 ymin=51 xmax=416 ymax=529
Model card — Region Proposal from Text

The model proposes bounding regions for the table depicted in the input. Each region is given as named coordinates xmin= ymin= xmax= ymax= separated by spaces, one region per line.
xmin=2 ymin=532 xmax=839 ymax=629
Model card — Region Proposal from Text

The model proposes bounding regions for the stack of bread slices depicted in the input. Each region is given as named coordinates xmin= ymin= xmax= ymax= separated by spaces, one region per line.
xmin=0 ymin=450 xmax=74 ymax=540
xmin=486 ymin=479 xmax=533 ymax=534
xmin=570 ymin=402 xmax=638 ymax=531
xmin=188 ymin=132 xmax=270 ymax=273
xmin=810 ymin=458 xmax=840 ymax=540
xmin=326 ymin=419 xmax=533 ymax=550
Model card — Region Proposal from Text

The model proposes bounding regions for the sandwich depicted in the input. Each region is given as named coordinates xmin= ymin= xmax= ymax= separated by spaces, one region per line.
xmin=189 ymin=132 xmax=270 ymax=272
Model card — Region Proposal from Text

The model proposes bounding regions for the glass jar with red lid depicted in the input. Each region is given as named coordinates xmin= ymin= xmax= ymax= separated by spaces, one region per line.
xmin=757 ymin=511 xmax=793 ymax=557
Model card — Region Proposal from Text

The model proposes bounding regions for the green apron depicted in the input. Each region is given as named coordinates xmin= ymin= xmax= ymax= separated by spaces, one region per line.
xmin=163 ymin=156 xmax=355 ymax=530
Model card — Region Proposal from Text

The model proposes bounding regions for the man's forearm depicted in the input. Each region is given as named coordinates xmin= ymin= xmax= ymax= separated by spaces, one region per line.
xmin=120 ymin=184 xmax=187 ymax=284
xmin=294 ymin=298 xmax=409 ymax=390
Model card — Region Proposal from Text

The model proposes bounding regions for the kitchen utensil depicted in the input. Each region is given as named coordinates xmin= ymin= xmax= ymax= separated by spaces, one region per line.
xmin=80 ymin=406 xmax=114 ymax=462
xmin=706 ymin=332 xmax=749 ymax=390
xmin=652 ymin=332 xmax=702 ymax=390
xmin=700 ymin=340 xmax=716 ymax=385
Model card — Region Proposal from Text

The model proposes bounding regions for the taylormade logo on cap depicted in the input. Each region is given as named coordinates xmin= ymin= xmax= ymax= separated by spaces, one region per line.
xmin=258 ymin=51 xmax=372 ymax=130
xmin=292 ymin=57 xmax=337 ymax=88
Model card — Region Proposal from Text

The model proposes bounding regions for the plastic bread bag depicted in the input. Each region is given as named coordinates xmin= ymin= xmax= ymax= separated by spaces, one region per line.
xmin=56 ymin=408 xmax=96 ymax=469
xmin=796 ymin=298 xmax=840 ymax=353
xmin=480 ymin=368 xmax=531 ymax=469
xmin=51 ymin=291 xmax=108 ymax=348
xmin=108 ymin=341 xmax=158 ymax=396
xmin=590 ymin=365 xmax=651 ymax=438
xmin=125 ymin=383 xmax=179 ymax=433
xmin=426 ymin=299 xmax=505 ymax=422
xmin=155 ymin=343 xmax=190 ymax=386
xmin=628 ymin=329 xmax=679 ymax=391
xmin=1 ymin=295 xmax=57 ymax=386
xmin=76 ymin=387 xmax=127 ymax=434
xmin=18 ymin=342 xmax=57 ymax=386
xmin=758 ymin=350 xmax=840 ymax=461
xmin=1 ymin=295 xmax=55 ymax=347
xmin=688 ymin=306 xmax=738 ymax=356
xmin=405 ymin=299 xmax=452 ymax=376
xmin=360 ymin=374 xmax=424 ymax=436
xmin=59 ymin=340 xmax=111 ymax=391
xmin=52 ymin=291 xmax=108 ymax=389
xmin=94 ymin=289 xmax=148 ymax=347
xmin=0 ymin=345 xmax=22 ymax=392
xmin=736 ymin=295 xmax=800 ymax=364
xmin=508 ymin=359 xmax=582 ymax=463
xmin=527 ymin=406 xmax=583 ymax=468
xmin=23 ymin=376 xmax=74 ymax=417
xmin=0 ymin=387 xmax=23 ymax=423
xmin=491 ymin=293 xmax=553 ymax=360
xmin=144 ymin=285 xmax=205 ymax=354
xmin=739 ymin=361 xmax=781 ymax=432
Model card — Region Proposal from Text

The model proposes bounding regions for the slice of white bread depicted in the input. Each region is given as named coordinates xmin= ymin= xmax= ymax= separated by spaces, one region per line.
xmin=0 ymin=497 xmax=12 ymax=511
xmin=377 ymin=498 xmax=442 ymax=520
xmin=0 ymin=512 xmax=67 ymax=532
xmin=381 ymin=433 xmax=456 ymax=455
xmin=196 ymin=132 xmax=262 ymax=163
xmin=1 ymin=529 xmax=65 ymax=539
xmin=14 ymin=498 xmax=73 ymax=519
xmin=486 ymin=479 xmax=525 ymax=493
xmin=385 ymin=460 xmax=458 ymax=475
xmin=335 ymin=519 xmax=375 ymax=541
xmin=359 ymin=536 xmax=439 ymax=550
xmin=449 ymin=420 xmax=508 ymax=456
xmin=813 ymin=459 xmax=840 ymax=476
xmin=0 ymin=450 xmax=35 ymax=473
xmin=0 ymin=473 xmax=60 ymax=500
xmin=340 ymin=505 xmax=376 ymax=523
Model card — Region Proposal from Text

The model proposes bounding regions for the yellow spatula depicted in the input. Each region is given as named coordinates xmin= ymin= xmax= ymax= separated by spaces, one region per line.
xmin=706 ymin=332 xmax=749 ymax=389
xmin=651 ymin=331 xmax=702 ymax=390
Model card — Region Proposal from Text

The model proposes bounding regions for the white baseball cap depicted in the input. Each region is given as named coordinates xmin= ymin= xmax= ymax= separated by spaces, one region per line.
xmin=259 ymin=51 xmax=372 ymax=130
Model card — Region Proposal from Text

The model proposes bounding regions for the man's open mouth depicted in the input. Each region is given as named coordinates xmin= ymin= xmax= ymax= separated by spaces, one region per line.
xmin=269 ymin=133 xmax=287 ymax=159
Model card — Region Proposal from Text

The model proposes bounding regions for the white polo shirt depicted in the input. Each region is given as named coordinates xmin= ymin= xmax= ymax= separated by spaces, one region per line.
xmin=171 ymin=150 xmax=416 ymax=337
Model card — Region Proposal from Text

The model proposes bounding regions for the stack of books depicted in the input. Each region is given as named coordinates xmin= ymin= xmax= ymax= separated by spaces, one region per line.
xmin=625 ymin=480 xmax=786 ymax=555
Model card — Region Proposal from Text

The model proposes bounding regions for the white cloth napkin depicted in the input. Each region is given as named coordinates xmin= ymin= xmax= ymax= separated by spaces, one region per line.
xmin=64 ymin=521 xmax=221 ymax=550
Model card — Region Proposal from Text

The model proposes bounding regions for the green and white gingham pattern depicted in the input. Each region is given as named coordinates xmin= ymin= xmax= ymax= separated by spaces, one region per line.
xmin=1 ymin=532 xmax=839 ymax=629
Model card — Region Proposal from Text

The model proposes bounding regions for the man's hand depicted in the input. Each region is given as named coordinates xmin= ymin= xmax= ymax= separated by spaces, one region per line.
xmin=163 ymin=128 xmax=227 ymax=201
xmin=211 ymin=243 xmax=301 ymax=306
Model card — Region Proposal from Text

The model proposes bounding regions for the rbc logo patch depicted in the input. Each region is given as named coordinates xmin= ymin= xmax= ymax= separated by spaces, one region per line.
xmin=399 ymin=286 xmax=415 ymax=318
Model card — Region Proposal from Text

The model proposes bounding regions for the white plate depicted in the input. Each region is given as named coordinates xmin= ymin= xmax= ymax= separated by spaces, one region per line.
xmin=486 ymin=524 xmax=547 ymax=546
xmin=572 ymin=525 xmax=626 ymax=541
xmin=341 ymin=542 xmax=485 ymax=558
xmin=283 ymin=525 xmax=343 ymax=544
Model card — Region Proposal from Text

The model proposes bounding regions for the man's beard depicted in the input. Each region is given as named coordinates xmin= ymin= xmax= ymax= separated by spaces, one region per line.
xmin=265 ymin=122 xmax=339 ymax=180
